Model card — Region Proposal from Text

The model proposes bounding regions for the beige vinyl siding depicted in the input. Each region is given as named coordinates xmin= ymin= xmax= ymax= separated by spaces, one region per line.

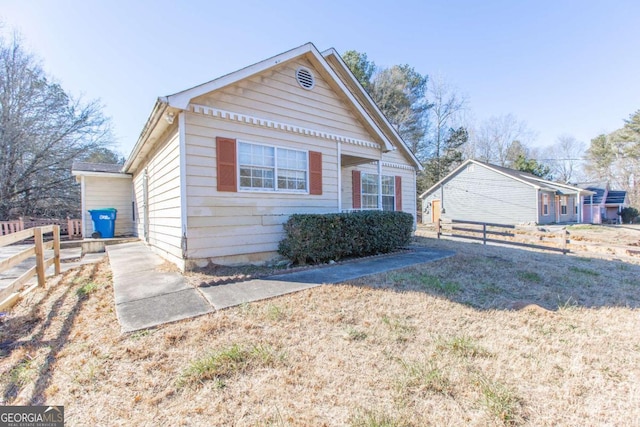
xmin=132 ymin=128 xmax=183 ymax=266
xmin=191 ymin=58 xmax=379 ymax=145
xmin=185 ymin=109 xmax=341 ymax=264
xmin=83 ymin=176 xmax=134 ymax=237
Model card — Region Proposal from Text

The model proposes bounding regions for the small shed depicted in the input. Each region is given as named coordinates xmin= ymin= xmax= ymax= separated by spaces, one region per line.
xmin=72 ymin=162 xmax=134 ymax=238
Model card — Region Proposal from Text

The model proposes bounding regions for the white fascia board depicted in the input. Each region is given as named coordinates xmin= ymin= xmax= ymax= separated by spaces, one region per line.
xmin=164 ymin=43 xmax=317 ymax=110
xmin=123 ymin=99 xmax=169 ymax=173
xmin=71 ymin=171 xmax=132 ymax=179
xmin=322 ymin=48 xmax=423 ymax=170
xmin=309 ymin=48 xmax=395 ymax=154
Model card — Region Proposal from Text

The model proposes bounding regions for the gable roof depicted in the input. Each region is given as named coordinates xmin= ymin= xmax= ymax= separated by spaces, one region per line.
xmin=420 ymin=159 xmax=593 ymax=198
xmin=124 ymin=43 xmax=422 ymax=173
xmin=605 ymin=190 xmax=627 ymax=205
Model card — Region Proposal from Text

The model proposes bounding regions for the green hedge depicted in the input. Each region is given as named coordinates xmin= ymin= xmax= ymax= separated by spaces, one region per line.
xmin=278 ymin=211 xmax=414 ymax=265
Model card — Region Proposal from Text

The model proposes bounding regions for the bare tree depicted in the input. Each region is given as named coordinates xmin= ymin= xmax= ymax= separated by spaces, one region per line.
xmin=423 ymin=75 xmax=468 ymax=180
xmin=0 ymin=34 xmax=113 ymax=219
xmin=542 ymin=135 xmax=586 ymax=183
xmin=471 ymin=114 xmax=536 ymax=166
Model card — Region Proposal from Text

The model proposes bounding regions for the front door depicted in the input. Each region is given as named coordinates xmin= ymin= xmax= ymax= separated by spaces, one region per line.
xmin=432 ymin=199 xmax=441 ymax=223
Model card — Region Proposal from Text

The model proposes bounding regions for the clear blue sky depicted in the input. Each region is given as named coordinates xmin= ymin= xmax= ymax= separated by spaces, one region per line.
xmin=3 ymin=0 xmax=639 ymax=157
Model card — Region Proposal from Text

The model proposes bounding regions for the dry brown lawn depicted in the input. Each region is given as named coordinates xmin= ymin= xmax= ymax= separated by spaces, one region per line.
xmin=1 ymin=237 xmax=639 ymax=426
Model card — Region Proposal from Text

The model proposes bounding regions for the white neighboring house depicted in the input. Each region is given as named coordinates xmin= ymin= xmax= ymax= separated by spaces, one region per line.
xmin=72 ymin=43 xmax=422 ymax=270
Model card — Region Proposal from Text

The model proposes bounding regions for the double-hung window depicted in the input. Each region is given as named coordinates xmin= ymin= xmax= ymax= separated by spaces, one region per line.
xmin=560 ymin=196 xmax=568 ymax=215
xmin=361 ymin=173 xmax=395 ymax=211
xmin=542 ymin=194 xmax=549 ymax=215
xmin=238 ymin=142 xmax=307 ymax=192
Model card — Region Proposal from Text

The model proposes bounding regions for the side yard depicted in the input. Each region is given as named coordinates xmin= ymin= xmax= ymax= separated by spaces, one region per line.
xmin=0 ymin=237 xmax=639 ymax=426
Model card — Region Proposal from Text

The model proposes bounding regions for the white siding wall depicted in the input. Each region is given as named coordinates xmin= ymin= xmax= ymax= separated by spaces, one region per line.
xmin=132 ymin=128 xmax=183 ymax=267
xmin=83 ymin=176 xmax=134 ymax=237
xmin=183 ymin=59 xmax=417 ymax=266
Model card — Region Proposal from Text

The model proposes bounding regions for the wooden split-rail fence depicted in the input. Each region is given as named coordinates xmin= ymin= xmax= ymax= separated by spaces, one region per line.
xmin=0 ymin=225 xmax=62 ymax=310
xmin=434 ymin=219 xmax=569 ymax=254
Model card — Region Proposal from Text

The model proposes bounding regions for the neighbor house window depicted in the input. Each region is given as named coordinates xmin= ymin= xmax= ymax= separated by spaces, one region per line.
xmin=361 ymin=173 xmax=395 ymax=211
xmin=561 ymin=196 xmax=568 ymax=215
xmin=238 ymin=142 xmax=307 ymax=192
xmin=542 ymin=194 xmax=549 ymax=215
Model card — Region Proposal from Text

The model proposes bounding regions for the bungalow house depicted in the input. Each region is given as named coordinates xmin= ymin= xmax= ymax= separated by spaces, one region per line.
xmin=577 ymin=182 xmax=629 ymax=224
xmin=72 ymin=43 xmax=422 ymax=270
xmin=420 ymin=159 xmax=594 ymax=225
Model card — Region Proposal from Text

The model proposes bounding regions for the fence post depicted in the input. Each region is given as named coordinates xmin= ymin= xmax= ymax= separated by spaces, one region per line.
xmin=483 ymin=223 xmax=487 ymax=245
xmin=436 ymin=218 xmax=441 ymax=239
xmin=561 ymin=229 xmax=568 ymax=255
xmin=34 ymin=227 xmax=46 ymax=286
xmin=53 ymin=225 xmax=61 ymax=275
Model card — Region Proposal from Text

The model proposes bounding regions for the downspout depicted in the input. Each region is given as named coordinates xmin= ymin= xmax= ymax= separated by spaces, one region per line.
xmin=590 ymin=194 xmax=594 ymax=224
xmin=337 ymin=141 xmax=342 ymax=212
xmin=377 ymin=160 xmax=383 ymax=210
xmin=178 ymin=112 xmax=188 ymax=271
xmin=440 ymin=183 xmax=445 ymax=214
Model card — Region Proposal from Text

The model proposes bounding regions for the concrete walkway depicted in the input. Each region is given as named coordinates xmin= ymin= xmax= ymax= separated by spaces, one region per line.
xmin=107 ymin=241 xmax=455 ymax=332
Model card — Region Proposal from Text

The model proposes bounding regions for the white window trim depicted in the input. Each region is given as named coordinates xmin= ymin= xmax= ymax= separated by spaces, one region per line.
xmin=361 ymin=172 xmax=395 ymax=211
xmin=237 ymin=140 xmax=309 ymax=194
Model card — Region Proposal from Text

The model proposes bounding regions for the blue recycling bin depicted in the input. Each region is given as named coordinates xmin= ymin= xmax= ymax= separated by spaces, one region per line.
xmin=88 ymin=208 xmax=117 ymax=238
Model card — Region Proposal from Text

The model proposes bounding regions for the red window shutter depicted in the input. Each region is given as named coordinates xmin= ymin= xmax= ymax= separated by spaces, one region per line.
xmin=309 ymin=151 xmax=322 ymax=195
xmin=216 ymin=137 xmax=237 ymax=192
xmin=395 ymin=176 xmax=402 ymax=211
xmin=352 ymin=170 xmax=361 ymax=209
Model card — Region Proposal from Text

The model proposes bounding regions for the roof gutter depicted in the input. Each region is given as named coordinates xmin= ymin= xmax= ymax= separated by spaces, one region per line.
xmin=123 ymin=98 xmax=169 ymax=173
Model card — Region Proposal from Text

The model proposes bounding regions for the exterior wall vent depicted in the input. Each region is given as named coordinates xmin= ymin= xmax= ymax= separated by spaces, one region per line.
xmin=295 ymin=67 xmax=315 ymax=90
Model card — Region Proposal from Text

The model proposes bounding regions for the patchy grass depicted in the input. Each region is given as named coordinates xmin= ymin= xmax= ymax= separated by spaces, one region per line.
xmin=0 ymin=237 xmax=639 ymax=425
xmin=178 ymin=343 xmax=285 ymax=389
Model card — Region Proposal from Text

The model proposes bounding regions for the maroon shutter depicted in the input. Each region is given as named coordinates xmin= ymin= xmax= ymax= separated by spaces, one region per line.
xmin=216 ymin=137 xmax=237 ymax=192
xmin=352 ymin=170 xmax=361 ymax=209
xmin=395 ymin=176 xmax=402 ymax=211
xmin=309 ymin=151 xmax=322 ymax=195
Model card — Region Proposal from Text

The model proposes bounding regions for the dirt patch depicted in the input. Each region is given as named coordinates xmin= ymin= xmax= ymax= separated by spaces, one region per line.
xmin=0 ymin=241 xmax=639 ymax=426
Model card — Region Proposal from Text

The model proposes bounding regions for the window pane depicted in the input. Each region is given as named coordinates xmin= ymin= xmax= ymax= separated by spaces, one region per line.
xmin=382 ymin=195 xmax=395 ymax=211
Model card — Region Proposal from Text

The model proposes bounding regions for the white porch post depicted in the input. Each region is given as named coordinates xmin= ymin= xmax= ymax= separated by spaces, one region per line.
xmin=577 ymin=191 xmax=582 ymax=223
xmin=377 ymin=160 xmax=383 ymax=210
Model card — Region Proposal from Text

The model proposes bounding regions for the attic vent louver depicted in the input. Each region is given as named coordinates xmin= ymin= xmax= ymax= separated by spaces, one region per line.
xmin=295 ymin=67 xmax=315 ymax=90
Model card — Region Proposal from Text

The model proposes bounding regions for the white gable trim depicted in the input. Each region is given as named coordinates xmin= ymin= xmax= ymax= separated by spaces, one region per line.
xmin=161 ymin=43 xmax=395 ymax=153
xmin=190 ymin=104 xmax=380 ymax=149
xmin=322 ymin=48 xmax=423 ymax=171
xmin=381 ymin=161 xmax=415 ymax=171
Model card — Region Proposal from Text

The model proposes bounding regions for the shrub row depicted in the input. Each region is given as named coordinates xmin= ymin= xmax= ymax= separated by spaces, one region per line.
xmin=278 ymin=211 xmax=414 ymax=265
